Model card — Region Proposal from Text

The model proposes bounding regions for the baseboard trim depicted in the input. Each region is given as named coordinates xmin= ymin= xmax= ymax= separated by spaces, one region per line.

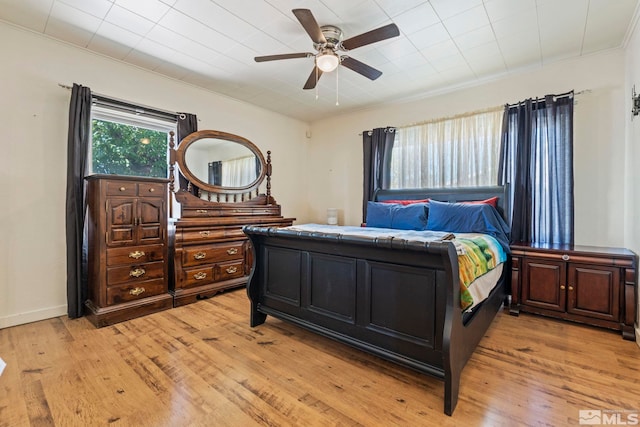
xmin=0 ymin=305 xmax=67 ymax=329
xmin=636 ymin=324 xmax=640 ymax=348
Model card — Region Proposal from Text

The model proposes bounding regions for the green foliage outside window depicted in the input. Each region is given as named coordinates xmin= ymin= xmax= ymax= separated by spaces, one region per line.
xmin=91 ymin=119 xmax=168 ymax=178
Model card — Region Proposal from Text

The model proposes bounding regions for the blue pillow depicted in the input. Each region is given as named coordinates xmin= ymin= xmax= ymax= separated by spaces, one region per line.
xmin=366 ymin=201 xmax=429 ymax=231
xmin=391 ymin=203 xmax=429 ymax=230
xmin=366 ymin=202 xmax=394 ymax=228
xmin=426 ymin=200 xmax=511 ymax=251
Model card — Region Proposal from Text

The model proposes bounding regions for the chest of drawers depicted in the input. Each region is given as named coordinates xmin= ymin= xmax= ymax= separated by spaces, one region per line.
xmin=85 ymin=175 xmax=173 ymax=326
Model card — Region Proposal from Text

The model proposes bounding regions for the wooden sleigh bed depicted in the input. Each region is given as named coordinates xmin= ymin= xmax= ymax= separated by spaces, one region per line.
xmin=243 ymin=186 xmax=510 ymax=415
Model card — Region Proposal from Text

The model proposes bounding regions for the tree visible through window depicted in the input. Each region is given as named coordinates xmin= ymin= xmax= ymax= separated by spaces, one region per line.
xmin=90 ymin=102 xmax=175 ymax=178
xmin=91 ymin=120 xmax=168 ymax=177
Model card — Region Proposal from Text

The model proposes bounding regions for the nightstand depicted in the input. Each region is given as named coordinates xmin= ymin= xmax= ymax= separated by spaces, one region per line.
xmin=509 ymin=242 xmax=638 ymax=340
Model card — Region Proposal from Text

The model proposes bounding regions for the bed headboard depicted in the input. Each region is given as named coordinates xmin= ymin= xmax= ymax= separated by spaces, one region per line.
xmin=373 ymin=185 xmax=511 ymax=225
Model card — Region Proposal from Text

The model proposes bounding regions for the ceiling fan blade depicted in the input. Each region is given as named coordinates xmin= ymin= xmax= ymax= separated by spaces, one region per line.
xmin=255 ymin=52 xmax=313 ymax=62
xmin=341 ymin=57 xmax=383 ymax=80
xmin=303 ymin=66 xmax=323 ymax=90
xmin=292 ymin=9 xmax=326 ymax=45
xmin=341 ymin=23 xmax=400 ymax=50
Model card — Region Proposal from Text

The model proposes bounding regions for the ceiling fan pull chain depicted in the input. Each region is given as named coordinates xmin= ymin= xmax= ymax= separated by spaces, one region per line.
xmin=335 ymin=64 xmax=339 ymax=106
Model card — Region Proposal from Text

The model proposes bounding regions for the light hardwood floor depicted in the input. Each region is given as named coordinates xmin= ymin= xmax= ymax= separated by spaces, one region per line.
xmin=1 ymin=289 xmax=638 ymax=426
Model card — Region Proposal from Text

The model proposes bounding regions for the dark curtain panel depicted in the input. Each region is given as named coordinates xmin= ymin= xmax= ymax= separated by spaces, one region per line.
xmin=498 ymin=93 xmax=574 ymax=244
xmin=362 ymin=127 xmax=395 ymax=222
xmin=177 ymin=113 xmax=198 ymax=194
xmin=65 ymin=84 xmax=92 ymax=318
xmin=208 ymin=161 xmax=222 ymax=186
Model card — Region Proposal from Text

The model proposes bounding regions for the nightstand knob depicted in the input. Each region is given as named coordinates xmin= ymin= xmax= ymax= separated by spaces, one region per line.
xmin=560 ymin=285 xmax=566 ymax=290
xmin=562 ymin=254 xmax=570 ymax=261
xmin=568 ymin=286 xmax=574 ymax=291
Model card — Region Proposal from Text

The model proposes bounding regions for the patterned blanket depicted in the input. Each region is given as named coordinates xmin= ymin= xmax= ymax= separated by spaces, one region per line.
xmin=454 ymin=234 xmax=507 ymax=311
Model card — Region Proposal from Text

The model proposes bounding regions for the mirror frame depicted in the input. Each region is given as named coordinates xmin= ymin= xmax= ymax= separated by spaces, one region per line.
xmin=174 ymin=130 xmax=267 ymax=194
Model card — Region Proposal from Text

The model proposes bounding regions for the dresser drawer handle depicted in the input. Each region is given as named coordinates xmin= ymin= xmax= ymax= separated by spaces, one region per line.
xmin=562 ymin=254 xmax=570 ymax=261
xmin=129 ymin=287 xmax=145 ymax=296
xmin=226 ymin=248 xmax=239 ymax=255
xmin=196 ymin=209 xmax=208 ymax=213
xmin=129 ymin=267 xmax=146 ymax=278
xmin=148 ymin=188 xmax=155 ymax=192
xmin=225 ymin=266 xmax=238 ymax=274
xmin=194 ymin=252 xmax=206 ymax=260
xmin=128 ymin=250 xmax=145 ymax=260
xmin=194 ymin=272 xmax=207 ymax=280
xmin=119 ymin=186 xmax=126 ymax=192
xmin=199 ymin=231 xmax=211 ymax=237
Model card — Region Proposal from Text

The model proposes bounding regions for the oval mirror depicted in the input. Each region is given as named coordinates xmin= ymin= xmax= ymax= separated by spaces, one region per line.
xmin=175 ymin=130 xmax=266 ymax=194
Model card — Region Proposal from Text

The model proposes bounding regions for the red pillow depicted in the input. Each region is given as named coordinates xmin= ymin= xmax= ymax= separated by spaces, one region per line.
xmin=381 ymin=198 xmax=429 ymax=206
xmin=462 ymin=196 xmax=498 ymax=208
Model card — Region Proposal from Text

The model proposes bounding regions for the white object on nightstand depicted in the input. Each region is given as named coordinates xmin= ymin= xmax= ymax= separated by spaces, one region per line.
xmin=327 ymin=208 xmax=338 ymax=225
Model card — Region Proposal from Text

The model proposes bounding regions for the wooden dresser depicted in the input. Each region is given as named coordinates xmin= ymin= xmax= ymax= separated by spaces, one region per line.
xmin=85 ymin=175 xmax=173 ymax=327
xmin=510 ymin=242 xmax=638 ymax=340
xmin=169 ymin=129 xmax=294 ymax=307
xmin=171 ymin=196 xmax=294 ymax=306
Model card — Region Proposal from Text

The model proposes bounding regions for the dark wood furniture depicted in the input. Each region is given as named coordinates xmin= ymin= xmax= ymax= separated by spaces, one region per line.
xmin=510 ymin=242 xmax=638 ymax=340
xmin=85 ymin=174 xmax=173 ymax=327
xmin=244 ymin=186 xmax=510 ymax=416
xmin=169 ymin=130 xmax=294 ymax=306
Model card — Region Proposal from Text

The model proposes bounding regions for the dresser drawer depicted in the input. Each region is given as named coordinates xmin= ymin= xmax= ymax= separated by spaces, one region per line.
xmin=182 ymin=242 xmax=245 ymax=267
xmin=105 ymin=180 xmax=137 ymax=196
xmin=180 ymin=228 xmax=246 ymax=243
xmin=180 ymin=265 xmax=216 ymax=289
xmin=107 ymin=261 xmax=165 ymax=285
xmin=107 ymin=245 xmax=164 ymax=266
xmin=138 ymin=182 xmax=165 ymax=197
xmin=216 ymin=260 xmax=246 ymax=281
xmin=106 ymin=278 xmax=165 ymax=305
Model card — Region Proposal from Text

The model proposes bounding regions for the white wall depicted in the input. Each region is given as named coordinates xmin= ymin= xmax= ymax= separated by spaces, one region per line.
xmin=307 ymin=51 xmax=627 ymax=249
xmin=623 ymin=15 xmax=640 ymax=342
xmin=0 ymin=22 xmax=311 ymax=328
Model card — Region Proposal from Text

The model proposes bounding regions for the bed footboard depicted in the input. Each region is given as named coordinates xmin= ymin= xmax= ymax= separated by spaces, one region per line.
xmin=245 ymin=225 xmax=499 ymax=415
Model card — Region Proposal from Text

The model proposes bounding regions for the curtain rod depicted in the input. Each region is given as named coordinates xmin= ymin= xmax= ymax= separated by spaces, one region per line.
xmin=505 ymin=89 xmax=589 ymax=109
xmin=58 ymin=83 xmax=185 ymax=120
xmin=360 ymin=89 xmax=591 ymax=136
xmin=359 ymin=104 xmax=503 ymax=136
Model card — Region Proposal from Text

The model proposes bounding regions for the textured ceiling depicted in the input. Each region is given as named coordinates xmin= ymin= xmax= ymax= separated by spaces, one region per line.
xmin=1 ymin=0 xmax=639 ymax=122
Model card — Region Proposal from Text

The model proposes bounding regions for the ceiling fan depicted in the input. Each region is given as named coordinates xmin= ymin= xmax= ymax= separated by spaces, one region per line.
xmin=254 ymin=9 xmax=400 ymax=90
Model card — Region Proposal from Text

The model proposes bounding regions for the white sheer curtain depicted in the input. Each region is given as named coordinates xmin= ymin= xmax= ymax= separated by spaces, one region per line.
xmin=389 ymin=107 xmax=504 ymax=189
xmin=221 ymin=156 xmax=256 ymax=187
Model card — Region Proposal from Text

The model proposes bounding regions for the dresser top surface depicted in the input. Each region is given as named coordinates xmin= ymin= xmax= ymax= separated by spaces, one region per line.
xmin=510 ymin=242 xmax=637 ymax=259
xmin=85 ymin=174 xmax=170 ymax=183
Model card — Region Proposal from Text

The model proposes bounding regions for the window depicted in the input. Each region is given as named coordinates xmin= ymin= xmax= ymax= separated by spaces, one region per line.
xmin=89 ymin=100 xmax=176 ymax=178
xmin=387 ymin=108 xmax=503 ymax=189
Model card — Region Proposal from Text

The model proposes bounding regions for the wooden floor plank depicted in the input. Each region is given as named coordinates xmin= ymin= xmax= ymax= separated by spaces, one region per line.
xmin=0 ymin=288 xmax=638 ymax=426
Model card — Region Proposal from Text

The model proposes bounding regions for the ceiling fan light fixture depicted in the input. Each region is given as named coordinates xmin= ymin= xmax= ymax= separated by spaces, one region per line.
xmin=316 ymin=52 xmax=339 ymax=72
